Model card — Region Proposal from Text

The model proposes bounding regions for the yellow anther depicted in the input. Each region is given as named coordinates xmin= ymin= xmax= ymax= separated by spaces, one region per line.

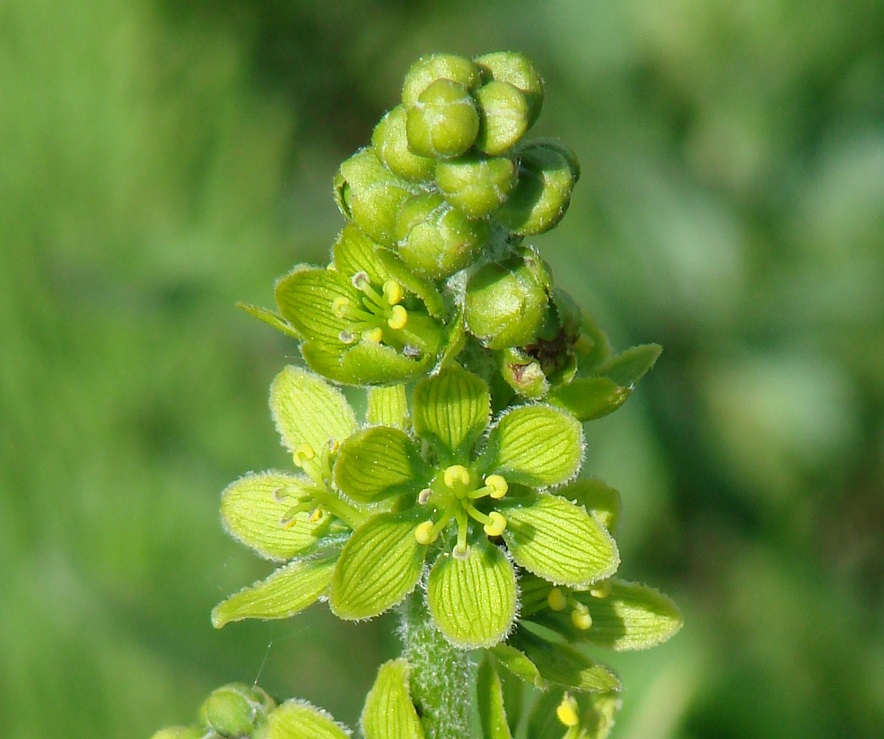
xmin=328 ymin=438 xmax=341 ymax=454
xmin=414 ymin=521 xmax=437 ymax=545
xmin=387 ymin=304 xmax=408 ymax=330
xmin=362 ymin=327 xmax=384 ymax=343
xmin=589 ymin=579 xmax=612 ymax=599
xmin=383 ymin=280 xmax=404 ymax=305
xmin=571 ymin=605 xmax=592 ymax=631
xmin=547 ymin=587 xmax=568 ymax=611
xmin=309 ymin=509 xmax=323 ymax=523
xmin=331 ymin=296 xmax=350 ymax=318
xmin=556 ymin=694 xmax=580 ymax=728
xmin=443 ymin=465 xmax=471 ymax=488
xmin=293 ymin=444 xmax=316 ymax=467
xmin=483 ymin=511 xmax=507 ymax=537
xmin=486 ymin=474 xmax=508 ymax=499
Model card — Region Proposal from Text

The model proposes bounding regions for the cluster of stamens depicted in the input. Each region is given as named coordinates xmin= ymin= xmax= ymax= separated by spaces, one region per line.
xmin=273 ymin=440 xmax=360 ymax=529
xmin=413 ymin=464 xmax=509 ymax=559
xmin=333 ymin=273 xmax=417 ymax=354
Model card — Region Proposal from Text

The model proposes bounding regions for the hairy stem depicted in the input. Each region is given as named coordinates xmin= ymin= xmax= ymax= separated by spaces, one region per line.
xmin=399 ymin=591 xmax=475 ymax=739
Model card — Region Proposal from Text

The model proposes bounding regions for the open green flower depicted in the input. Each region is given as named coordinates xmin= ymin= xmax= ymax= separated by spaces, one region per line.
xmin=274 ymin=225 xmax=455 ymax=386
xmin=212 ymin=365 xmax=367 ymax=628
xmin=327 ymin=364 xmax=620 ymax=648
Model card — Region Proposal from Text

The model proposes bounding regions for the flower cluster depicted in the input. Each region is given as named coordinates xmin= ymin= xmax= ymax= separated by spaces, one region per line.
xmin=200 ymin=51 xmax=681 ymax=739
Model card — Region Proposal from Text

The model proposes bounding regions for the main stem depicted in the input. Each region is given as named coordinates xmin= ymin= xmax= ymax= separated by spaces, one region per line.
xmin=399 ymin=592 xmax=475 ymax=739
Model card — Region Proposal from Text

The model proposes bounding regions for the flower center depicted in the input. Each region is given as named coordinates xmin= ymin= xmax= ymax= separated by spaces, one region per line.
xmin=413 ymin=464 xmax=509 ymax=559
xmin=332 ymin=273 xmax=420 ymax=355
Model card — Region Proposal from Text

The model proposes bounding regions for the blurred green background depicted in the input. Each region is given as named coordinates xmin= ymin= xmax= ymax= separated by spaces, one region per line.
xmin=2 ymin=1 xmax=882 ymax=736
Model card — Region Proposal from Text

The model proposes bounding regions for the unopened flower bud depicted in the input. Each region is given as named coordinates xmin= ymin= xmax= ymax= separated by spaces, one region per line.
xmin=464 ymin=249 xmax=552 ymax=349
xmin=435 ymin=153 xmax=518 ymax=218
xmin=199 ymin=683 xmax=269 ymax=737
xmin=473 ymin=80 xmax=532 ymax=156
xmin=406 ymin=79 xmax=480 ymax=159
xmin=372 ymin=105 xmax=436 ymax=183
xmin=334 ymin=147 xmax=415 ymax=246
xmin=395 ymin=192 xmax=489 ymax=278
xmin=401 ymin=53 xmax=481 ymax=107
xmin=493 ymin=140 xmax=579 ymax=235
xmin=474 ymin=51 xmax=544 ymax=127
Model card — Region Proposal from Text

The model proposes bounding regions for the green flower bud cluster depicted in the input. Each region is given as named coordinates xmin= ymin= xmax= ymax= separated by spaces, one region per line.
xmin=197 ymin=51 xmax=682 ymax=739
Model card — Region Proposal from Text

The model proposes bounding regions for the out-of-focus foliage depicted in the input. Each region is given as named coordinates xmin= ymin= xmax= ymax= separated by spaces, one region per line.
xmin=1 ymin=1 xmax=881 ymax=737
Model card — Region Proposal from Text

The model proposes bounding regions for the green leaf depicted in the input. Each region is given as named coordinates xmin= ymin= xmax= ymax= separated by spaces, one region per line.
xmin=490 ymin=644 xmax=544 ymax=688
xmin=557 ymin=479 xmax=621 ymax=533
xmin=573 ymin=579 xmax=683 ymax=651
xmin=367 ymin=385 xmax=409 ymax=429
xmin=270 ymin=366 xmax=358 ymax=455
xmin=275 ymin=267 xmax=354 ymax=344
xmin=361 ymin=659 xmax=425 ymax=739
xmin=515 ymin=629 xmax=621 ymax=693
xmin=340 ymin=341 xmax=433 ymax=385
xmin=220 ymin=472 xmax=329 ymax=561
xmin=548 ymin=377 xmax=631 ymax=422
xmin=376 ymin=248 xmax=445 ymax=318
xmin=413 ymin=366 xmax=490 ymax=462
xmin=329 ymin=512 xmax=426 ymax=620
xmin=500 ymin=494 xmax=619 ymax=587
xmin=237 ymin=302 xmax=302 ymax=340
xmin=211 ymin=556 xmax=336 ymax=627
xmin=596 ymin=344 xmax=661 ymax=388
xmin=264 ymin=700 xmax=351 ymax=739
xmin=482 ymin=405 xmax=583 ymax=486
xmin=333 ymin=224 xmax=387 ymax=284
xmin=426 ymin=540 xmax=517 ymax=648
xmin=477 ymin=655 xmax=513 ymax=739
xmin=334 ymin=427 xmax=429 ymax=503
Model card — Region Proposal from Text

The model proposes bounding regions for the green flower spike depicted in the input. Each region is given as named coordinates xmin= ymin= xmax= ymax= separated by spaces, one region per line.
xmin=394 ymin=192 xmax=490 ymax=279
xmin=212 ymin=366 xmax=365 ymax=627
xmin=328 ymin=365 xmax=618 ymax=647
xmin=275 ymin=226 xmax=450 ymax=385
